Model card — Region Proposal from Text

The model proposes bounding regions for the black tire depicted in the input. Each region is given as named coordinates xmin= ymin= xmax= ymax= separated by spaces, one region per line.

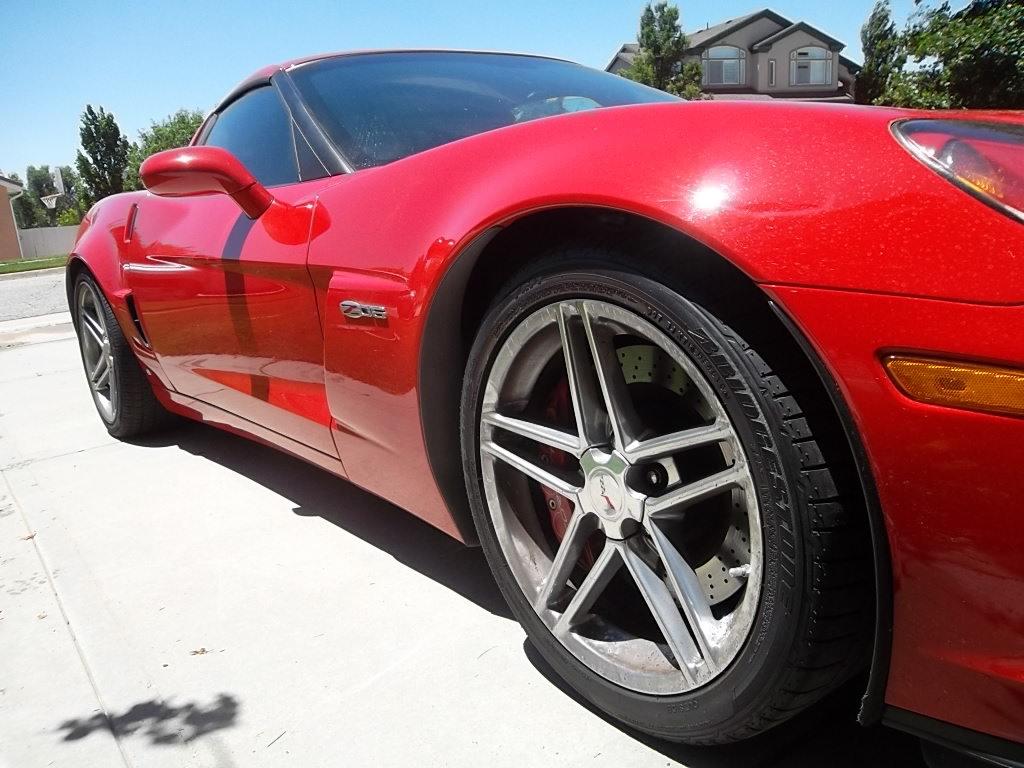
xmin=460 ymin=259 xmax=871 ymax=744
xmin=72 ymin=272 xmax=171 ymax=439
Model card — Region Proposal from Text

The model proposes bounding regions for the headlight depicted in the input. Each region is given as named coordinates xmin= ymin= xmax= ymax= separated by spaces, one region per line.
xmin=893 ymin=119 xmax=1024 ymax=224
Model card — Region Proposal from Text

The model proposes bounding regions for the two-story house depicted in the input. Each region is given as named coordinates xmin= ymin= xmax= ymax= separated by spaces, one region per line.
xmin=0 ymin=174 xmax=24 ymax=262
xmin=606 ymin=9 xmax=861 ymax=101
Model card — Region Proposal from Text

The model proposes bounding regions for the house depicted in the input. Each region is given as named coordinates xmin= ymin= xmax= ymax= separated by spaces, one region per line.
xmin=606 ymin=9 xmax=861 ymax=101
xmin=0 ymin=174 xmax=24 ymax=262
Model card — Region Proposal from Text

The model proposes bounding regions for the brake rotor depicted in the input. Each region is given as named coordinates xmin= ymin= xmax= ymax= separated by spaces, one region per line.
xmin=618 ymin=344 xmax=748 ymax=606
xmin=538 ymin=344 xmax=749 ymax=606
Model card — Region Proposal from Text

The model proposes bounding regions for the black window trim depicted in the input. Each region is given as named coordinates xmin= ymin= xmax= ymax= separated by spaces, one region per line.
xmin=195 ymin=77 xmax=347 ymax=186
xmin=272 ymin=71 xmax=352 ymax=176
xmin=198 ymin=82 xmax=299 ymax=187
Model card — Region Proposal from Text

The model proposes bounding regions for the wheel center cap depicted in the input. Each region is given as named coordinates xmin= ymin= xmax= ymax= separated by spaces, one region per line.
xmin=588 ymin=470 xmax=624 ymax=519
xmin=581 ymin=449 xmax=645 ymax=538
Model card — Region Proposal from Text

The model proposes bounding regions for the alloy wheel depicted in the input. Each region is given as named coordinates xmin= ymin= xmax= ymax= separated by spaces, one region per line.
xmin=76 ymin=280 xmax=116 ymax=422
xmin=479 ymin=299 xmax=762 ymax=695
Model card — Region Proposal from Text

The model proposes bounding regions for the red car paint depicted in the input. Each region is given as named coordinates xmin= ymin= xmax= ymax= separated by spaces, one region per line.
xmin=69 ymin=57 xmax=1024 ymax=749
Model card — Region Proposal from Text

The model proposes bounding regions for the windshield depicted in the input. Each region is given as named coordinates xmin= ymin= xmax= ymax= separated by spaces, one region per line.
xmin=289 ymin=52 xmax=679 ymax=170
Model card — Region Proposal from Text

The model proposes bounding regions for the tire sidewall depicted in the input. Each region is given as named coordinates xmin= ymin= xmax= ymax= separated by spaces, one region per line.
xmin=461 ymin=268 xmax=807 ymax=741
xmin=74 ymin=274 xmax=128 ymax=435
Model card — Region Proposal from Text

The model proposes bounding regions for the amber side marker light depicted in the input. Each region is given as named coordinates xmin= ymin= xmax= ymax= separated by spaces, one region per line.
xmin=884 ymin=356 xmax=1024 ymax=418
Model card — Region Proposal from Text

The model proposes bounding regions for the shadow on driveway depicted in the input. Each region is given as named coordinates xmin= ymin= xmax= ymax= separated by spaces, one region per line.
xmin=132 ymin=422 xmax=512 ymax=619
xmin=524 ymin=639 xmax=925 ymax=768
xmin=57 ymin=693 xmax=239 ymax=746
xmin=132 ymin=422 xmax=925 ymax=767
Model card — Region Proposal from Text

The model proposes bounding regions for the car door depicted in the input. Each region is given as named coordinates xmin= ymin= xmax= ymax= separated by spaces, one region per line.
xmin=125 ymin=85 xmax=338 ymax=458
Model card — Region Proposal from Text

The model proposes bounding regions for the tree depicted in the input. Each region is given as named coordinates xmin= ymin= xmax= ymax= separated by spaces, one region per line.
xmin=7 ymin=165 xmax=87 ymax=229
xmin=54 ymin=166 xmax=87 ymax=226
xmin=124 ymin=109 xmax=205 ymax=191
xmin=673 ymin=61 xmax=706 ymax=100
xmin=877 ymin=0 xmax=1024 ymax=108
xmin=9 ymin=167 xmax=60 ymax=229
xmin=856 ymin=1 xmax=901 ymax=105
xmin=26 ymin=166 xmax=59 ymax=227
xmin=75 ymin=105 xmax=130 ymax=206
xmin=57 ymin=207 xmax=82 ymax=226
xmin=8 ymin=173 xmax=41 ymax=229
xmin=621 ymin=2 xmax=706 ymax=98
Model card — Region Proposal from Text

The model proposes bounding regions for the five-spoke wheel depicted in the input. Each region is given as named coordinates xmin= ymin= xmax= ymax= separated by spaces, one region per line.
xmin=462 ymin=264 xmax=869 ymax=743
xmin=76 ymin=278 xmax=117 ymax=422
xmin=478 ymin=298 xmax=761 ymax=694
xmin=71 ymin=271 xmax=170 ymax=438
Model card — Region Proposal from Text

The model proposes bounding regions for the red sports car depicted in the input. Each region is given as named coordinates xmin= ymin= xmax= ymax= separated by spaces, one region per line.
xmin=67 ymin=51 xmax=1024 ymax=764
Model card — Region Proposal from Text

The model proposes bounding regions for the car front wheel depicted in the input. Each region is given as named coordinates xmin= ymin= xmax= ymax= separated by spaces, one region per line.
xmin=73 ymin=272 xmax=170 ymax=438
xmin=461 ymin=263 xmax=870 ymax=743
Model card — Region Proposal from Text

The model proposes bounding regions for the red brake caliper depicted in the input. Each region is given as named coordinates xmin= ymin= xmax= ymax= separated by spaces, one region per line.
xmin=539 ymin=378 xmax=595 ymax=568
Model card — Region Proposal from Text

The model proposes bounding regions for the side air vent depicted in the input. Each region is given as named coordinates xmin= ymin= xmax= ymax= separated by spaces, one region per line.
xmin=124 ymin=293 xmax=151 ymax=348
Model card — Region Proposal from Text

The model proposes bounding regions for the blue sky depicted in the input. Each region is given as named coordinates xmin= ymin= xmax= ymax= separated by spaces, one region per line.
xmin=2 ymin=0 xmax=926 ymax=182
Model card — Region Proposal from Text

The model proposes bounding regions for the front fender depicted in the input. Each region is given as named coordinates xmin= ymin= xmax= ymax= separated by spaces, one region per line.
xmin=67 ymin=192 xmax=172 ymax=391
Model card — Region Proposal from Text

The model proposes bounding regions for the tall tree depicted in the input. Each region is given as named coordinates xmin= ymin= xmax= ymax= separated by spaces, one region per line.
xmin=26 ymin=166 xmax=59 ymax=227
xmin=8 ymin=173 xmax=42 ymax=229
xmin=621 ymin=2 xmax=705 ymax=98
xmin=856 ymin=1 xmax=901 ymax=105
xmin=124 ymin=109 xmax=205 ymax=191
xmin=878 ymin=0 xmax=1024 ymax=108
xmin=9 ymin=167 xmax=62 ymax=229
xmin=55 ymin=166 xmax=87 ymax=226
xmin=75 ymin=105 xmax=130 ymax=206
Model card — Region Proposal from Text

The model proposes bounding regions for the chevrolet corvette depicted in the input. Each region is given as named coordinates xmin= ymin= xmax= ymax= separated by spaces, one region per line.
xmin=67 ymin=51 xmax=1024 ymax=763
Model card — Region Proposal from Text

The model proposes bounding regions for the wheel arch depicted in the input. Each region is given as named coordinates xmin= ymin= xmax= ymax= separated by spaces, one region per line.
xmin=65 ymin=229 xmax=127 ymax=314
xmin=417 ymin=204 xmax=892 ymax=724
xmin=65 ymin=254 xmax=93 ymax=319
xmin=66 ymin=251 xmax=126 ymax=334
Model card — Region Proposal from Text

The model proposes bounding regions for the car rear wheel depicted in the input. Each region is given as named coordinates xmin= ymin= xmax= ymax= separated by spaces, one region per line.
xmin=73 ymin=273 xmax=170 ymax=439
xmin=461 ymin=263 xmax=870 ymax=743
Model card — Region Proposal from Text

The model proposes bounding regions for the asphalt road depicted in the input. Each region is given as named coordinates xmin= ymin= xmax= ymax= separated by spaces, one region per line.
xmin=0 ymin=267 xmax=68 ymax=321
xmin=0 ymin=330 xmax=927 ymax=768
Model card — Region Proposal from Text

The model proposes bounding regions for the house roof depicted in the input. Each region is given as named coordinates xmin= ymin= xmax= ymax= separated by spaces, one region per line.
xmin=0 ymin=174 xmax=23 ymax=195
xmin=686 ymin=8 xmax=792 ymax=50
xmin=751 ymin=20 xmax=846 ymax=51
xmin=605 ymin=9 xmax=794 ymax=70
xmin=605 ymin=7 xmax=863 ymax=72
xmin=840 ymin=55 xmax=862 ymax=73
xmin=604 ymin=42 xmax=639 ymax=72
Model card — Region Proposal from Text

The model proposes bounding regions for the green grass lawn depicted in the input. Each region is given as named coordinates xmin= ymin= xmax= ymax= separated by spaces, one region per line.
xmin=0 ymin=255 xmax=68 ymax=275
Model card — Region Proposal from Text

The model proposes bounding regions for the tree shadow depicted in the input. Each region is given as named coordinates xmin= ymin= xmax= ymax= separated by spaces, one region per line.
xmin=522 ymin=639 xmax=926 ymax=768
xmin=57 ymin=693 xmax=239 ymax=746
xmin=131 ymin=422 xmax=511 ymax=619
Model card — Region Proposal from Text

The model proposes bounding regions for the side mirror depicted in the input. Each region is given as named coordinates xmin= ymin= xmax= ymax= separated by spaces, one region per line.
xmin=140 ymin=146 xmax=273 ymax=219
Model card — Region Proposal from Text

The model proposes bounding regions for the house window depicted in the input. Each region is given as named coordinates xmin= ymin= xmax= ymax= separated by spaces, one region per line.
xmin=702 ymin=46 xmax=746 ymax=86
xmin=768 ymin=59 xmax=776 ymax=87
xmin=790 ymin=46 xmax=832 ymax=86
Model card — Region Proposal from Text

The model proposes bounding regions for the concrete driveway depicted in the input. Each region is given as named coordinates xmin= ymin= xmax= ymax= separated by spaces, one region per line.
xmin=0 ymin=327 xmax=926 ymax=768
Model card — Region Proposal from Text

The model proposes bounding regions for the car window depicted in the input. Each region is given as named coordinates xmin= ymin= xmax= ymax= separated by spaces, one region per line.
xmin=289 ymin=52 xmax=678 ymax=170
xmin=203 ymin=86 xmax=298 ymax=186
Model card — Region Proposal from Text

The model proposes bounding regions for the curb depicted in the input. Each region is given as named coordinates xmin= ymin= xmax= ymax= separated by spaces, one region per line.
xmin=0 ymin=266 xmax=67 ymax=281
xmin=0 ymin=312 xmax=75 ymax=349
